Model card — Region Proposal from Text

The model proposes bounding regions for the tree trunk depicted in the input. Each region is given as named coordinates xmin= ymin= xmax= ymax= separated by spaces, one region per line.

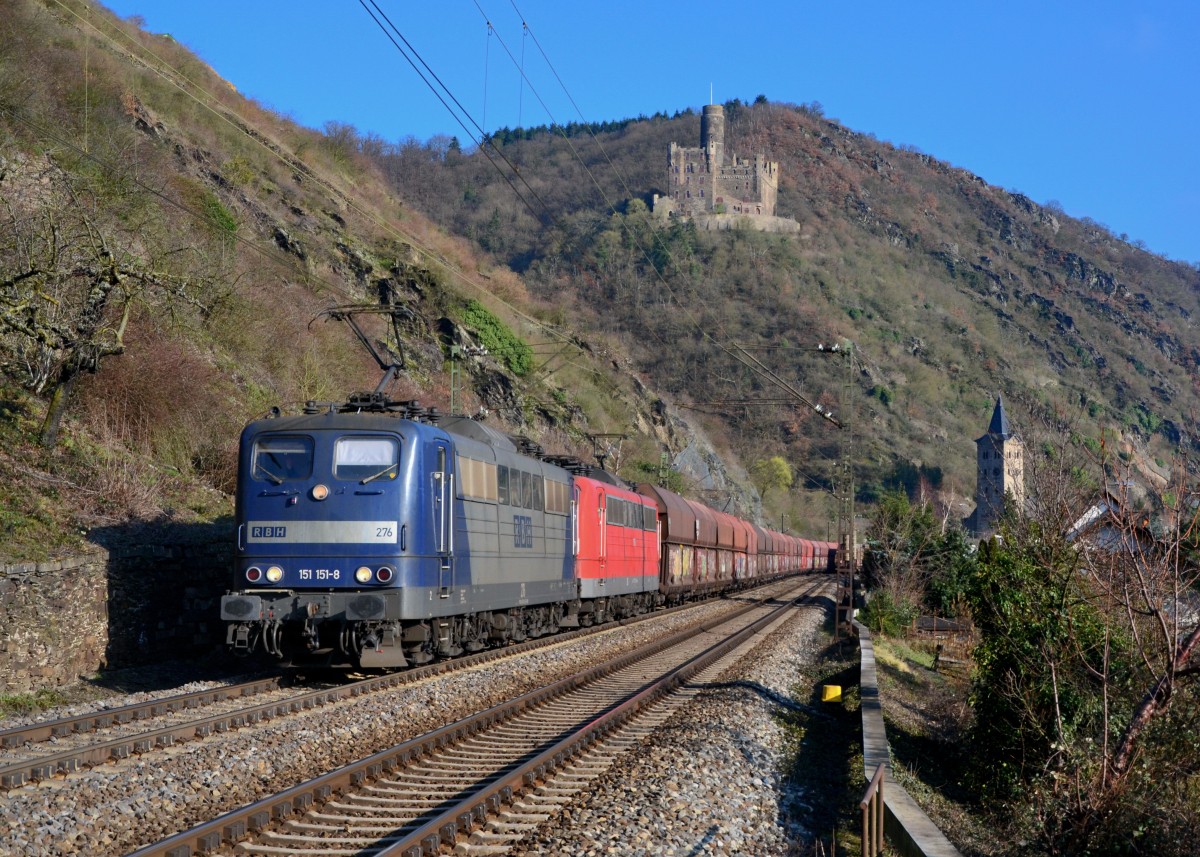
xmin=39 ymin=366 xmax=80 ymax=448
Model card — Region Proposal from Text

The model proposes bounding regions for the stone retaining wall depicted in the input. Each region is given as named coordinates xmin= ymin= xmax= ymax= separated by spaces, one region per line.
xmin=1 ymin=525 xmax=232 ymax=693
xmin=853 ymin=619 xmax=964 ymax=857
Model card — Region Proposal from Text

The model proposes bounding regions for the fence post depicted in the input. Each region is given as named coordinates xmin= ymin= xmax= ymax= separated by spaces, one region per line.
xmin=860 ymin=763 xmax=885 ymax=857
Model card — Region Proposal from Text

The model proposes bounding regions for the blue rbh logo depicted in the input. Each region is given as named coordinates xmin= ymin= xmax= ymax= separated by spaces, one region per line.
xmin=513 ymin=515 xmax=533 ymax=548
xmin=252 ymin=525 xmax=287 ymax=539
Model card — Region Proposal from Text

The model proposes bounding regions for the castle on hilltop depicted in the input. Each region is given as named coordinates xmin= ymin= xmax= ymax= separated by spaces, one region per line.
xmin=652 ymin=104 xmax=783 ymax=225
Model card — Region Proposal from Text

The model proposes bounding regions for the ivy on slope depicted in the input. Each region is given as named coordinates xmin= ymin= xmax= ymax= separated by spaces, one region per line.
xmin=461 ymin=300 xmax=533 ymax=377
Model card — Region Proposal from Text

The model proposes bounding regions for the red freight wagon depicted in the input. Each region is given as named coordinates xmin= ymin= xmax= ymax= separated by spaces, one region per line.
xmin=636 ymin=483 xmax=706 ymax=600
xmin=731 ymin=516 xmax=753 ymax=581
xmin=690 ymin=498 xmax=717 ymax=592
xmin=748 ymin=522 xmax=768 ymax=581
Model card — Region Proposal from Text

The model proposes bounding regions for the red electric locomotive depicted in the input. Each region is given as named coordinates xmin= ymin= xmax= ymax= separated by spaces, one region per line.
xmin=572 ymin=469 xmax=659 ymax=622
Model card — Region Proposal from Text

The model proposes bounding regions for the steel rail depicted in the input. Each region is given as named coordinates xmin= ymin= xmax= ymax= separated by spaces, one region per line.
xmin=0 ymin=580 xmax=795 ymax=788
xmin=126 ymin=579 xmax=821 ymax=857
xmin=378 ymin=585 xmax=818 ymax=856
xmin=0 ymin=677 xmax=283 ymax=751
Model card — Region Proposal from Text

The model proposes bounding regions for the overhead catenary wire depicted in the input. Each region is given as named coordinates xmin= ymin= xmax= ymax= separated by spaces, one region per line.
xmin=476 ymin=0 xmax=842 ymax=426
xmin=357 ymin=0 xmax=553 ymax=227
xmin=454 ymin=5 xmax=857 ymax=517
xmin=45 ymin=0 xmax=615 ymax=397
xmin=57 ymin=0 xmax=850 ymax=477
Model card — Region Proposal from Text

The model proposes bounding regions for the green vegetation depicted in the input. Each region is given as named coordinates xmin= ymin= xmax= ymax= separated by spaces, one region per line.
xmin=3 ymin=3 xmax=1200 ymax=850
xmin=0 ymin=688 xmax=68 ymax=717
xmin=376 ymin=94 xmax=1198 ymax=516
xmin=201 ymin=191 xmax=238 ymax=236
xmin=630 ymin=459 xmax=685 ymax=493
xmin=864 ymin=437 xmax=1200 ymax=855
xmin=459 ymin=300 xmax=533 ymax=377
xmin=858 ymin=589 xmax=917 ymax=636
xmin=863 ymin=490 xmax=976 ymax=622
xmin=750 ymin=455 xmax=794 ymax=495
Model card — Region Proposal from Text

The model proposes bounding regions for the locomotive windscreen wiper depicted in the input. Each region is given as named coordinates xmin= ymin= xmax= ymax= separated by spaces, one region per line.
xmin=254 ymin=462 xmax=285 ymax=485
xmin=361 ymin=463 xmax=398 ymax=484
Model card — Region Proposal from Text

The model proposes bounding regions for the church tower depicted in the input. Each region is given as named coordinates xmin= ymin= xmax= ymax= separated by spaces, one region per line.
xmin=973 ymin=396 xmax=1024 ymax=534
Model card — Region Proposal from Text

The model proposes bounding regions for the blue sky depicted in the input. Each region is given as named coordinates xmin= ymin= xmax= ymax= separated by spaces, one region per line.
xmin=101 ymin=1 xmax=1198 ymax=264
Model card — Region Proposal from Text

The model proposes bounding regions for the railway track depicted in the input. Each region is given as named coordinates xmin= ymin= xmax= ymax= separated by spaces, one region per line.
xmin=0 ymin=582 xmax=790 ymax=790
xmin=130 ymin=578 xmax=826 ymax=857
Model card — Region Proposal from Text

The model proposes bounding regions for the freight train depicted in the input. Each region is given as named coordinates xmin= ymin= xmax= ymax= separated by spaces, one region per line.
xmin=220 ymin=396 xmax=835 ymax=669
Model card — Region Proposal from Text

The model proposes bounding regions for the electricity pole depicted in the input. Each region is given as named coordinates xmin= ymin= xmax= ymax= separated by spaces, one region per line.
xmin=835 ymin=342 xmax=856 ymax=637
xmin=814 ymin=341 xmax=856 ymax=638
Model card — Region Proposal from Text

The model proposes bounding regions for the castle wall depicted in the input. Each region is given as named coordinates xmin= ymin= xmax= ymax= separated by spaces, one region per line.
xmin=658 ymin=105 xmax=778 ymax=220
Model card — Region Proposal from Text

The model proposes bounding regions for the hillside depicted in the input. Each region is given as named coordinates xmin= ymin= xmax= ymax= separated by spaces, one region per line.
xmin=373 ymin=101 xmax=1200 ymax=511
xmin=3 ymin=0 xmax=1199 ymax=561
xmin=0 ymin=0 xmax=696 ymax=559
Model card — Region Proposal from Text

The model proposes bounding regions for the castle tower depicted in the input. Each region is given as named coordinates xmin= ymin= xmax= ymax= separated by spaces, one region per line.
xmin=700 ymin=104 xmax=725 ymax=170
xmin=655 ymin=102 xmax=778 ymax=221
xmin=973 ymin=396 xmax=1024 ymax=534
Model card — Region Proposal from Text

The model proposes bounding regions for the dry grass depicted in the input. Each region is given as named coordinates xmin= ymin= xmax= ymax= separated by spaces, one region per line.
xmin=873 ymin=636 xmax=1002 ymax=857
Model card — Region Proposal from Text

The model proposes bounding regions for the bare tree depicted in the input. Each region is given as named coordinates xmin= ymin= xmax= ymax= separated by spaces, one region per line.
xmin=969 ymin=411 xmax=1200 ymax=854
xmin=0 ymin=156 xmax=211 ymax=446
xmin=1061 ymin=459 xmax=1200 ymax=848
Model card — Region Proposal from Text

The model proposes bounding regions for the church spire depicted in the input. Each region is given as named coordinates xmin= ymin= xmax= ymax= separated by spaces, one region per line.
xmin=987 ymin=395 xmax=1012 ymax=439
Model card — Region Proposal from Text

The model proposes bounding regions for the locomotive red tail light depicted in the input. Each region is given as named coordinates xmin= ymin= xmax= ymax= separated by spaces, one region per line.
xmin=376 ymin=566 xmax=394 ymax=583
xmin=246 ymin=566 xmax=263 ymax=582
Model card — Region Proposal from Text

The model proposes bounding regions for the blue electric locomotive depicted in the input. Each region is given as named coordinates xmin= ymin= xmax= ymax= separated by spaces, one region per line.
xmin=220 ymin=399 xmax=579 ymax=669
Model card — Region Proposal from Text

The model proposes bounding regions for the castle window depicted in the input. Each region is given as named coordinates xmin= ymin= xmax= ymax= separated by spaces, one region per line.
xmin=993 ymin=467 xmax=1000 ymax=476
xmin=700 ymin=189 xmax=704 ymax=197
xmin=686 ymin=191 xmax=691 ymax=198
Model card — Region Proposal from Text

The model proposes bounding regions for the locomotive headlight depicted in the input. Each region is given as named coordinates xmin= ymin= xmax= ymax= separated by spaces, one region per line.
xmin=265 ymin=565 xmax=284 ymax=583
xmin=355 ymin=566 xmax=374 ymax=583
xmin=376 ymin=566 xmax=394 ymax=583
xmin=311 ymin=484 xmax=329 ymax=501
xmin=246 ymin=566 xmax=263 ymax=583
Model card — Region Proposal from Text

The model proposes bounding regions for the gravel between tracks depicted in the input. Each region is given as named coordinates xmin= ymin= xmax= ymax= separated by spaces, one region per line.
xmin=519 ymin=594 xmax=829 ymax=857
xmin=1 ymin=597 xmax=780 ymax=857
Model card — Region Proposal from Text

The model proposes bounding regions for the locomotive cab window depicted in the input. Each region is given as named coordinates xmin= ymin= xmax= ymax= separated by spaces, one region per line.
xmin=334 ymin=437 xmax=399 ymax=483
xmin=252 ymin=436 xmax=314 ymax=483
